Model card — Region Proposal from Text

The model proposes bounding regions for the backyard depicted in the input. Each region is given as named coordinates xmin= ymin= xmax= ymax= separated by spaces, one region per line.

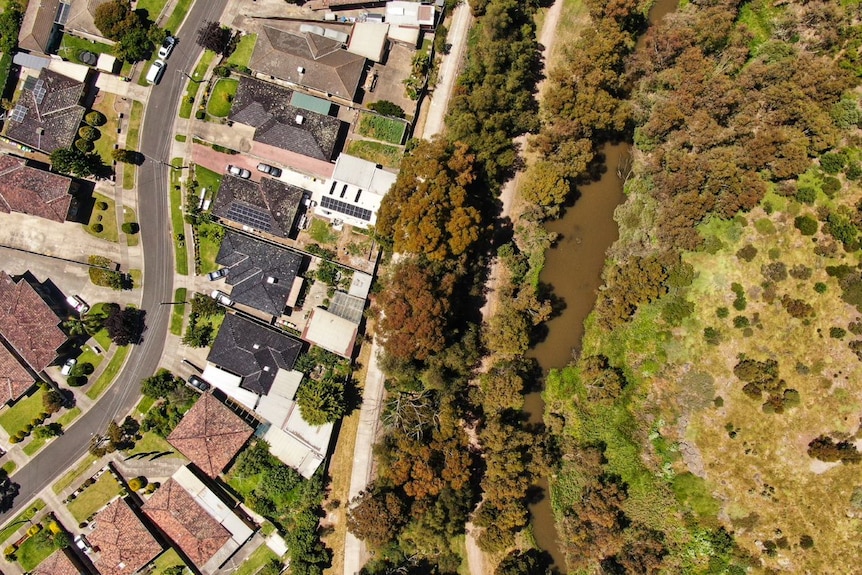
xmin=0 ymin=387 xmax=46 ymax=436
xmin=233 ymin=544 xmax=279 ymax=575
xmin=345 ymin=140 xmax=403 ymax=168
xmin=207 ymin=78 xmax=238 ymax=117
xmin=356 ymin=111 xmax=407 ymax=144
xmin=58 ymin=34 xmax=131 ymax=76
xmin=67 ymin=471 xmax=121 ymax=523
xmin=85 ymin=192 xmax=119 ymax=242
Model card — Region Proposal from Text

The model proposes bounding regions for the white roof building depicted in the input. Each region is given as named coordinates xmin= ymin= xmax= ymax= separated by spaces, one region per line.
xmin=385 ymin=1 xmax=436 ymax=27
xmin=315 ymin=153 xmax=397 ymax=228
xmin=347 ymin=22 xmax=389 ymax=62
xmin=301 ymin=307 xmax=358 ymax=358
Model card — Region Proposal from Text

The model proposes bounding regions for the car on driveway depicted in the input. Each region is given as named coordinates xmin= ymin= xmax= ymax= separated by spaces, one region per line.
xmin=227 ymin=165 xmax=251 ymax=179
xmin=211 ymin=290 xmax=234 ymax=306
xmin=66 ymin=294 xmax=90 ymax=314
xmin=187 ymin=375 xmax=211 ymax=392
xmin=257 ymin=163 xmax=282 ymax=178
xmin=207 ymin=268 xmax=228 ymax=281
xmin=61 ymin=358 xmax=77 ymax=376
xmin=158 ymin=35 xmax=176 ymax=59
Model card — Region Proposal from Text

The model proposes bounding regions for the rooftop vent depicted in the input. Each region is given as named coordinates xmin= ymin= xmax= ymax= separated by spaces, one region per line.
xmin=296 ymin=115 xmax=305 ymax=124
xmin=266 ymin=276 xmax=277 ymax=284
xmin=252 ymin=343 xmax=260 ymax=349
xmin=263 ymin=365 xmax=271 ymax=372
xmin=297 ymin=66 xmax=305 ymax=74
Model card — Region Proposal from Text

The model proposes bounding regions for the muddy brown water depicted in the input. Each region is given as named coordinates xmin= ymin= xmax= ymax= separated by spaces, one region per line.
xmin=523 ymin=0 xmax=679 ymax=567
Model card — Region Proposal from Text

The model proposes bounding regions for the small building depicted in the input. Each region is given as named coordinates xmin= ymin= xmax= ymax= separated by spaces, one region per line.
xmin=385 ymin=1 xmax=436 ymax=28
xmin=249 ymin=25 xmax=366 ymax=103
xmin=230 ymin=76 xmax=344 ymax=162
xmin=167 ymin=393 xmax=254 ymax=478
xmin=17 ymin=0 xmax=68 ymax=55
xmin=316 ymin=153 xmax=397 ymax=229
xmin=142 ymin=469 xmax=253 ymax=575
xmin=347 ymin=22 xmax=390 ymax=63
xmin=88 ymin=499 xmax=163 ymax=575
xmin=300 ymin=308 xmax=358 ymax=359
xmin=215 ymin=231 xmax=305 ymax=317
xmin=0 ymin=154 xmax=75 ymax=223
xmin=5 ymin=68 xmax=86 ymax=153
xmin=211 ymin=175 xmax=305 ymax=239
xmin=263 ymin=406 xmax=334 ymax=479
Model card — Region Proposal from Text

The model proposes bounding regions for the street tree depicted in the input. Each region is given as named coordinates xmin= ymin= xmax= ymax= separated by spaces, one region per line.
xmin=196 ymin=21 xmax=232 ymax=54
xmin=140 ymin=369 xmax=179 ymax=398
xmin=104 ymin=305 xmax=145 ymax=346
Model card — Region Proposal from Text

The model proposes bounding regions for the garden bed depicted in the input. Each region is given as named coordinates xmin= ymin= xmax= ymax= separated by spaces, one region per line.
xmin=345 ymin=140 xmax=403 ymax=168
xmin=356 ymin=111 xmax=407 ymax=144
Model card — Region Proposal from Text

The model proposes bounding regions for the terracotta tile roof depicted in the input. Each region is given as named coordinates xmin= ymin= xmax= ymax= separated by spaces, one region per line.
xmin=167 ymin=394 xmax=253 ymax=477
xmin=0 ymin=342 xmax=35 ymax=404
xmin=0 ymin=154 xmax=73 ymax=222
xmin=89 ymin=499 xmax=162 ymax=575
xmin=0 ymin=271 xmax=65 ymax=372
xmin=5 ymin=69 xmax=86 ymax=153
xmin=142 ymin=479 xmax=231 ymax=567
xmin=31 ymin=549 xmax=84 ymax=575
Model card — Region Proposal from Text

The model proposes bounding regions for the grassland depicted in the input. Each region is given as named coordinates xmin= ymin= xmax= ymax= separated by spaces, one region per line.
xmin=135 ymin=0 xmax=169 ymax=20
xmin=16 ymin=528 xmax=56 ymax=570
xmin=345 ymin=140 xmax=403 ymax=168
xmin=356 ymin=112 xmax=407 ymax=144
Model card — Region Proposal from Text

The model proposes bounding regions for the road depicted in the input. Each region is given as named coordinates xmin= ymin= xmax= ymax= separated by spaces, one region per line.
xmin=0 ymin=0 xmax=229 ymax=522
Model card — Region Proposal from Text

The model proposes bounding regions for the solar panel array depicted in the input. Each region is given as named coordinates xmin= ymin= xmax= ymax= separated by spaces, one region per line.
xmin=33 ymin=80 xmax=46 ymax=104
xmin=226 ymin=203 xmax=273 ymax=232
xmin=9 ymin=105 xmax=26 ymax=123
xmin=321 ymin=196 xmax=372 ymax=222
xmin=22 ymin=76 xmax=37 ymax=91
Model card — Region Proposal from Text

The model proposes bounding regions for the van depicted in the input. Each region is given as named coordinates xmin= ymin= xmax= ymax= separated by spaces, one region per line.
xmin=66 ymin=295 xmax=89 ymax=313
xmin=146 ymin=59 xmax=166 ymax=85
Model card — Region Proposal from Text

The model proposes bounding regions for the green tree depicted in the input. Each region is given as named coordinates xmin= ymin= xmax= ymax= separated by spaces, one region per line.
xmin=520 ymin=160 xmax=571 ymax=212
xmin=103 ymin=305 xmax=144 ymax=345
xmin=50 ymin=148 xmax=105 ymax=178
xmin=140 ymin=369 xmax=179 ymax=398
xmin=368 ymin=100 xmax=405 ymax=118
xmin=0 ymin=1 xmax=24 ymax=55
xmin=189 ymin=292 xmax=222 ymax=317
xmin=112 ymin=148 xmax=136 ymax=163
xmin=114 ymin=26 xmax=154 ymax=62
xmin=93 ymin=0 xmax=140 ymax=40
xmin=42 ymin=387 xmax=63 ymax=414
xmin=295 ymin=378 xmax=346 ymax=425
xmin=85 ymin=111 xmax=107 ymax=126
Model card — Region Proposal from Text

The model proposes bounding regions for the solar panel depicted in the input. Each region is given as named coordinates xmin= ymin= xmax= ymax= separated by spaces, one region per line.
xmin=22 ymin=76 xmax=37 ymax=91
xmin=226 ymin=203 xmax=273 ymax=232
xmin=33 ymin=80 xmax=46 ymax=104
xmin=9 ymin=105 xmax=26 ymax=123
xmin=320 ymin=196 xmax=372 ymax=222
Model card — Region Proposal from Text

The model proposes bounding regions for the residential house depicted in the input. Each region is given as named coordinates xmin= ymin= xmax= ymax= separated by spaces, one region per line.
xmin=210 ymin=174 xmax=305 ymax=239
xmin=315 ymin=153 xmax=396 ymax=229
xmin=17 ymin=0 xmax=69 ymax=55
xmin=0 ymin=343 xmax=36 ymax=405
xmin=88 ymin=499 xmax=163 ymax=575
xmin=31 ymin=548 xmax=88 ymax=575
xmin=0 ymin=154 xmax=74 ymax=222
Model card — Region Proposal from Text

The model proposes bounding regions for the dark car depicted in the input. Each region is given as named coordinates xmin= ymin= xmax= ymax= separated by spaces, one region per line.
xmin=158 ymin=35 xmax=176 ymax=59
xmin=257 ymin=163 xmax=282 ymax=178
xmin=187 ymin=375 xmax=211 ymax=392
xmin=207 ymin=268 xmax=228 ymax=281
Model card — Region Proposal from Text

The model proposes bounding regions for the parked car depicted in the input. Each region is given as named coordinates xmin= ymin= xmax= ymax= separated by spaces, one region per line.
xmin=257 ymin=163 xmax=282 ymax=178
xmin=207 ymin=268 xmax=229 ymax=281
xmin=61 ymin=358 xmax=77 ymax=376
xmin=187 ymin=375 xmax=211 ymax=392
xmin=158 ymin=35 xmax=176 ymax=59
xmin=65 ymin=294 xmax=90 ymax=313
xmin=211 ymin=290 xmax=234 ymax=306
xmin=146 ymin=59 xmax=166 ymax=85
xmin=227 ymin=165 xmax=251 ymax=179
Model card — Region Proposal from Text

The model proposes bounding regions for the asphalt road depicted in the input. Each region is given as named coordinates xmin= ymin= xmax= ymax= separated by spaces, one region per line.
xmin=0 ymin=0 xmax=229 ymax=522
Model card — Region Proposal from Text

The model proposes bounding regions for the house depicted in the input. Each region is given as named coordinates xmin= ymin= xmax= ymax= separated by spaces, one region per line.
xmin=31 ymin=548 xmax=88 ymax=575
xmin=229 ymin=76 xmax=344 ymax=161
xmin=249 ymin=25 xmax=366 ymax=102
xmin=215 ymin=231 xmax=305 ymax=317
xmin=315 ymin=154 xmax=397 ymax=229
xmin=0 ymin=343 xmax=36 ymax=405
xmin=300 ymin=308 xmax=358 ymax=359
xmin=210 ymin=174 xmax=305 ymax=239
xmin=4 ymin=68 xmax=86 ymax=153
xmin=0 ymin=271 xmax=66 ymax=374
xmin=0 ymin=154 xmax=74 ymax=222
xmin=142 ymin=468 xmax=253 ymax=575
xmin=63 ymin=0 xmax=118 ymax=44
xmin=385 ymin=1 xmax=436 ymax=28
xmin=167 ymin=393 xmax=254 ymax=478
xmin=88 ymin=499 xmax=163 ymax=575
xmin=17 ymin=0 xmax=68 ymax=55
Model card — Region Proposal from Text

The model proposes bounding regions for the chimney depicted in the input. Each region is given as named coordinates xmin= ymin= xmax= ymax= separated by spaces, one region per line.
xmin=295 ymin=115 xmax=305 ymax=124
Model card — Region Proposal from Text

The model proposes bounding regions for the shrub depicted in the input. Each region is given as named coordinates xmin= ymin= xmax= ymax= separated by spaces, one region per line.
xmin=716 ymin=307 xmax=729 ymax=318
xmin=96 ymin=200 xmax=108 ymax=210
xmin=814 ymin=282 xmax=828 ymax=294
xmin=822 ymin=176 xmax=841 ymax=198
xmin=789 ymin=265 xmax=813 ymax=280
xmin=821 ymin=151 xmax=848 ymax=174
xmin=78 ymin=126 xmax=100 ymax=141
xmin=128 ymin=476 xmax=146 ymax=491
xmin=85 ymin=111 xmax=107 ymax=126
xmin=4 ymin=545 xmax=16 ymax=557
xmin=736 ymin=244 xmax=758 ymax=262
xmin=121 ymin=222 xmax=139 ymax=234
xmin=75 ymin=138 xmax=95 ymax=152
xmin=761 ymin=262 xmax=788 ymax=282
xmin=27 ymin=524 xmax=41 ymax=536
xmin=794 ymin=215 xmax=818 ymax=235
xmin=368 ymin=100 xmax=406 ymax=118
xmin=782 ymin=295 xmax=814 ymax=318
xmin=78 ymin=522 xmax=87 ymax=529
xmin=91 ymin=223 xmax=104 ymax=233
xmin=214 ymin=65 xmax=230 ymax=77
xmin=733 ymin=316 xmax=750 ymax=328
xmin=195 ymin=109 xmax=205 ymax=119
xmin=48 ymin=521 xmax=61 ymax=534
xmin=8 ymin=435 xmax=20 ymax=444
xmin=796 ymin=186 xmax=817 ymax=204
xmin=67 ymin=375 xmax=86 ymax=387
xmin=704 ymin=327 xmax=721 ymax=345
xmin=831 ymin=327 xmax=847 ymax=339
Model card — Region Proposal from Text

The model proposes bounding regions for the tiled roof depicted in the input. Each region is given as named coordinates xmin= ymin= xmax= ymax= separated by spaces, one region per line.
xmin=230 ymin=76 xmax=342 ymax=160
xmin=0 ymin=271 xmax=65 ymax=372
xmin=142 ymin=479 xmax=231 ymax=567
xmin=167 ymin=394 xmax=253 ymax=477
xmin=89 ymin=499 xmax=162 ymax=575
xmin=250 ymin=26 xmax=365 ymax=101
xmin=17 ymin=0 xmax=61 ymax=54
xmin=0 ymin=342 xmax=35 ymax=404
xmin=207 ymin=314 xmax=303 ymax=396
xmin=6 ymin=69 xmax=86 ymax=153
xmin=31 ymin=549 xmax=82 ymax=575
xmin=0 ymin=154 xmax=73 ymax=222
xmin=211 ymin=174 xmax=305 ymax=239
xmin=217 ymin=231 xmax=304 ymax=316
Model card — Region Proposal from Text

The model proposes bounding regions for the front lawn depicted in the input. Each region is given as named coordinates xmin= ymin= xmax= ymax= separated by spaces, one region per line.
xmin=91 ymin=94 xmax=119 ymax=164
xmin=194 ymin=165 xmax=222 ymax=197
xmin=163 ymin=0 xmax=193 ymax=35
xmin=136 ymin=395 xmax=155 ymax=415
xmin=16 ymin=528 xmax=57 ymax=571
xmin=77 ymin=345 xmax=105 ymax=373
xmin=134 ymin=0 xmax=169 ymax=20
xmin=67 ymin=472 xmax=121 ymax=523
xmin=85 ymin=344 xmax=130 ymax=400
xmin=170 ymin=158 xmax=189 ymax=275
xmin=197 ymin=222 xmax=224 ymax=273
xmin=345 ymin=140 xmax=403 ymax=168
xmin=85 ymin=192 xmax=119 ymax=242
xmin=356 ymin=111 xmax=407 ymax=144
xmin=0 ymin=387 xmax=45 ymax=436
xmin=126 ymin=430 xmax=176 ymax=456
xmin=226 ymin=34 xmax=258 ymax=69
xmin=123 ymin=101 xmax=143 ymax=190
xmin=123 ymin=206 xmax=140 ymax=247
xmin=0 ymin=500 xmax=45 ymax=545
xmin=207 ymin=78 xmax=238 ymax=117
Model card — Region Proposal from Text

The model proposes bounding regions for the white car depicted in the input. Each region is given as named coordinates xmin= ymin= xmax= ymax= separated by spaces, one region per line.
xmin=211 ymin=290 xmax=234 ymax=306
xmin=146 ymin=59 xmax=166 ymax=85
xmin=65 ymin=295 xmax=90 ymax=314
xmin=61 ymin=358 xmax=77 ymax=376
xmin=227 ymin=165 xmax=251 ymax=179
xmin=158 ymin=36 xmax=176 ymax=59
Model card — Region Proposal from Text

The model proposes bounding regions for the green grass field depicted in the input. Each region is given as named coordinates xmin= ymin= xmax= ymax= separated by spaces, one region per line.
xmin=162 ymin=0 xmax=193 ymax=35
xmin=123 ymin=101 xmax=143 ymax=190
xmin=58 ymin=35 xmax=114 ymax=66
xmin=85 ymin=345 xmax=130 ymax=400
xmin=170 ymin=288 xmax=187 ymax=336
xmin=197 ymin=222 xmax=224 ymax=273
xmin=123 ymin=206 xmax=140 ymax=247
xmin=52 ymin=456 xmax=98 ymax=495
xmin=233 ymin=544 xmax=279 ymax=575
xmin=2 ymin=461 xmax=16 ymax=475
xmin=345 ymin=140 xmax=403 ymax=168
xmin=127 ymin=431 xmax=177 ymax=457
xmin=67 ymin=472 xmax=121 ymax=523
xmin=170 ymin=158 xmax=189 ymax=275
xmin=84 ymin=192 xmax=118 ymax=242
xmin=134 ymin=0 xmax=169 ymax=20
xmin=0 ymin=387 xmax=45 ymax=436
xmin=207 ymin=78 xmax=238 ymax=117
xmin=151 ymin=549 xmax=187 ymax=575
xmin=356 ymin=112 xmax=407 ymax=144
xmin=226 ymin=34 xmax=258 ymax=68
xmin=180 ymin=50 xmax=215 ymax=119
xmin=195 ymin=165 xmax=222 ymax=196
xmin=308 ymin=218 xmax=339 ymax=245
xmin=16 ymin=528 xmax=56 ymax=571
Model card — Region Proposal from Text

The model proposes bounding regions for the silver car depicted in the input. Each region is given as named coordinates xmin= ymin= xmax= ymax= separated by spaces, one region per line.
xmin=227 ymin=164 xmax=251 ymax=179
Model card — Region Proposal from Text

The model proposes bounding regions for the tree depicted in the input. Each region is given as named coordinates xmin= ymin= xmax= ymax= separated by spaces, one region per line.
xmin=140 ymin=369 xmax=179 ymax=398
xmin=495 ymin=549 xmax=554 ymax=575
xmin=114 ymin=26 xmax=154 ymax=62
xmin=33 ymin=423 xmax=63 ymax=439
xmin=78 ymin=126 xmax=100 ymax=141
xmin=112 ymin=148 xmax=136 ymax=163
xmin=104 ymin=305 xmax=145 ymax=346
xmin=347 ymin=485 xmax=408 ymax=548
xmin=296 ymin=378 xmax=346 ymax=425
xmin=368 ymin=100 xmax=405 ymax=118
xmin=42 ymin=387 xmax=63 ymax=414
xmin=196 ymin=21 xmax=232 ymax=54
xmin=50 ymin=148 xmax=105 ymax=178
xmin=520 ymin=160 xmax=572 ymax=212
xmin=0 ymin=1 xmax=24 ymax=55
xmin=85 ymin=111 xmax=107 ymax=126
xmin=190 ymin=292 xmax=222 ymax=318
xmin=94 ymin=0 xmax=140 ymax=40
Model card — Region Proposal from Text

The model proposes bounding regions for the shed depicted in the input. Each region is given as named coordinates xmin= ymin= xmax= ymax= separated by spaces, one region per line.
xmin=300 ymin=307 xmax=358 ymax=358
xmin=347 ymin=22 xmax=390 ymax=62
xmin=96 ymin=53 xmax=118 ymax=73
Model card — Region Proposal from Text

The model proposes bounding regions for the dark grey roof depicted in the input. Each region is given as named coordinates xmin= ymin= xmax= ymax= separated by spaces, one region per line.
xmin=229 ymin=76 xmax=342 ymax=161
xmin=5 ymin=69 xmax=86 ymax=153
xmin=211 ymin=174 xmax=305 ymax=238
xmin=217 ymin=231 xmax=305 ymax=316
xmin=208 ymin=314 xmax=303 ymax=396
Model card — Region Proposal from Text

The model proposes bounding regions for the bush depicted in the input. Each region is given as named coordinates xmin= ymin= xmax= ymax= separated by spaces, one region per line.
xmin=716 ymin=307 xmax=729 ymax=318
xmin=831 ymin=327 xmax=847 ymax=339
xmin=736 ymin=244 xmax=757 ymax=262
xmin=121 ymin=222 xmax=139 ymax=234
xmin=796 ymin=186 xmax=817 ymax=204
xmin=96 ymin=201 xmax=108 ymax=210
xmin=733 ymin=315 xmax=750 ymax=328
xmin=67 ymin=375 xmax=87 ymax=387
xmin=75 ymin=138 xmax=95 ymax=152
xmin=85 ymin=111 xmax=107 ymax=126
xmin=91 ymin=223 xmax=104 ymax=233
xmin=814 ymin=282 xmax=828 ymax=293
xmin=821 ymin=151 xmax=848 ymax=174
xmin=78 ymin=126 xmax=100 ymax=141
xmin=704 ymin=327 xmax=721 ymax=345
xmin=8 ymin=435 xmax=20 ymax=444
xmin=27 ymin=524 xmax=41 ymax=536
xmin=822 ymin=176 xmax=841 ymax=198
xmin=128 ymin=476 xmax=146 ymax=491
xmin=794 ymin=215 xmax=818 ymax=236
xmin=195 ymin=109 xmax=205 ymax=119
xmin=368 ymin=100 xmax=406 ymax=118
xmin=4 ymin=545 xmax=15 ymax=557
xmin=214 ymin=65 xmax=230 ymax=77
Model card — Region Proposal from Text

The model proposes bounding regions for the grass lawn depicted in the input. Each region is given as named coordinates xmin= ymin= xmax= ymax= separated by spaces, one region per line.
xmin=226 ymin=34 xmax=258 ymax=69
xmin=67 ymin=472 xmax=121 ymax=523
xmin=123 ymin=101 xmax=143 ymax=190
xmin=207 ymin=78 xmax=238 ymax=117
xmin=170 ymin=158 xmax=189 ymax=275
xmin=135 ymin=0 xmax=169 ymax=20
xmin=233 ymin=544 xmax=279 ymax=575
xmin=58 ymin=34 xmax=115 ymax=66
xmin=194 ymin=165 xmax=222 ymax=196
xmin=21 ymin=405 xmax=79 ymax=457
xmin=23 ymin=437 xmax=46 ymax=457
xmin=16 ymin=528 xmax=57 ymax=571
xmin=175 ymin=134 xmax=186 ymax=142
xmin=308 ymin=218 xmax=340 ymax=245
xmin=123 ymin=206 xmax=140 ymax=247
xmin=85 ymin=345 xmax=130 ymax=400
xmin=346 ymin=140 xmax=403 ymax=168
xmin=0 ymin=500 xmax=44 ymax=545
xmin=91 ymin=93 xmax=119 ymax=164
xmin=163 ymin=0 xmax=193 ymax=35
xmin=1 ymin=461 xmax=16 ymax=475
xmin=197 ymin=222 xmax=223 ymax=273
xmin=180 ymin=50 xmax=215 ymax=119
xmin=53 ymin=455 xmax=98 ymax=495
xmin=0 ymin=387 xmax=45 ymax=436
xmin=151 ymin=548 xmax=187 ymax=575
xmin=170 ymin=288 xmax=187 ymax=335
xmin=84 ymin=192 xmax=119 ymax=242
xmin=127 ymin=431 xmax=177 ymax=456
xmin=136 ymin=395 xmax=155 ymax=414
xmin=356 ymin=111 xmax=407 ymax=144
